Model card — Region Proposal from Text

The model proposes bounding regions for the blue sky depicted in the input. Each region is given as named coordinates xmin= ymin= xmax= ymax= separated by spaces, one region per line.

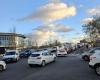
xmin=0 ymin=0 xmax=100 ymax=42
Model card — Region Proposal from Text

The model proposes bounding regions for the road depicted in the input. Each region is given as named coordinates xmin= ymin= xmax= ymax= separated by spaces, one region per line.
xmin=0 ymin=54 xmax=100 ymax=80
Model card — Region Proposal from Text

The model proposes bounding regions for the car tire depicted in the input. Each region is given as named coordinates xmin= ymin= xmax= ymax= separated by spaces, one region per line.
xmin=41 ymin=60 xmax=46 ymax=67
xmin=83 ymin=56 xmax=89 ymax=61
xmin=95 ymin=65 xmax=100 ymax=76
xmin=0 ymin=65 xmax=4 ymax=71
xmin=53 ymin=57 xmax=56 ymax=62
xmin=15 ymin=58 xmax=18 ymax=62
xmin=29 ymin=64 xmax=33 ymax=67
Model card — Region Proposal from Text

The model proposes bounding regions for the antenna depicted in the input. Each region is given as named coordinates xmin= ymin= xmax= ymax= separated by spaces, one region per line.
xmin=13 ymin=26 xmax=16 ymax=33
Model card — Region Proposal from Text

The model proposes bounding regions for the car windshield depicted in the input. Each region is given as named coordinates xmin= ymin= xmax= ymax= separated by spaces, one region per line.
xmin=35 ymin=49 xmax=42 ymax=52
xmin=31 ymin=54 xmax=40 ymax=57
xmin=5 ymin=52 xmax=16 ymax=55
xmin=25 ymin=50 xmax=30 ymax=52
xmin=50 ymin=50 xmax=57 ymax=53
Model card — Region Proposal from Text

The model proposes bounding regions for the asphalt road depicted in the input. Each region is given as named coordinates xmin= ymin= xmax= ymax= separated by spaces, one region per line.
xmin=0 ymin=54 xmax=100 ymax=80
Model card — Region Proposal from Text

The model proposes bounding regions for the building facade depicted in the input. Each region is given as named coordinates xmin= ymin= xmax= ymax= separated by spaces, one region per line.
xmin=0 ymin=33 xmax=26 ymax=50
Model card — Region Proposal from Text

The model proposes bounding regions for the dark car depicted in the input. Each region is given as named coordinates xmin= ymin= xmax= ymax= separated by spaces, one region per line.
xmin=20 ymin=50 xmax=32 ymax=58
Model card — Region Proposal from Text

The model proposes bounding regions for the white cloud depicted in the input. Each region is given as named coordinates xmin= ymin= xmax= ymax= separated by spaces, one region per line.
xmin=82 ymin=17 xmax=93 ymax=24
xmin=23 ymin=2 xmax=76 ymax=23
xmin=50 ymin=0 xmax=60 ymax=3
xmin=70 ymin=35 xmax=85 ymax=43
xmin=88 ymin=7 xmax=100 ymax=15
xmin=34 ymin=24 xmax=73 ymax=32
xmin=32 ymin=31 xmax=58 ymax=46
xmin=30 ymin=23 xmax=73 ymax=46
xmin=79 ymin=4 xmax=84 ymax=8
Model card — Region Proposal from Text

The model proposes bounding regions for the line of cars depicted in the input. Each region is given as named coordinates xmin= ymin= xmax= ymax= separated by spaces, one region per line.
xmin=81 ymin=47 xmax=100 ymax=76
xmin=0 ymin=47 xmax=68 ymax=71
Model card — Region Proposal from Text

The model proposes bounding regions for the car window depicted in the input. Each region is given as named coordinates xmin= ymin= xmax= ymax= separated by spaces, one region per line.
xmin=42 ymin=52 xmax=48 ymax=56
xmin=89 ymin=50 xmax=95 ymax=53
xmin=16 ymin=53 xmax=19 ymax=55
xmin=95 ymin=48 xmax=100 ymax=50
xmin=31 ymin=54 xmax=40 ymax=57
xmin=5 ymin=52 xmax=16 ymax=55
xmin=50 ymin=50 xmax=57 ymax=53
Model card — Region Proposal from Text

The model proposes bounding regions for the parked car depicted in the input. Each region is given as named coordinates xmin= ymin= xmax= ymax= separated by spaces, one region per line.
xmin=28 ymin=50 xmax=56 ymax=67
xmin=0 ymin=61 xmax=7 ymax=71
xmin=2 ymin=50 xmax=19 ymax=63
xmin=82 ymin=47 xmax=100 ymax=61
xmin=89 ymin=50 xmax=100 ymax=76
xmin=49 ymin=49 xmax=57 ymax=57
xmin=57 ymin=46 xmax=67 ymax=56
xmin=20 ymin=50 xmax=32 ymax=58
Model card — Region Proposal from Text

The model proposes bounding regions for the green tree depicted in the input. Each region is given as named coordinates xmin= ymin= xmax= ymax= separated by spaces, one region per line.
xmin=82 ymin=15 xmax=100 ymax=42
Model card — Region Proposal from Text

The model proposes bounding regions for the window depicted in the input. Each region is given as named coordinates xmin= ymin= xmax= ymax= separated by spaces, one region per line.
xmin=42 ymin=52 xmax=48 ymax=56
xmin=5 ymin=52 xmax=16 ymax=55
xmin=31 ymin=54 xmax=40 ymax=57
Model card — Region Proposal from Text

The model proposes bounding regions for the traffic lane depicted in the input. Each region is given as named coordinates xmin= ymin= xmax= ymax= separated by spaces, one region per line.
xmin=0 ymin=56 xmax=99 ymax=80
xmin=0 ymin=58 xmax=43 ymax=80
xmin=21 ymin=56 xmax=100 ymax=80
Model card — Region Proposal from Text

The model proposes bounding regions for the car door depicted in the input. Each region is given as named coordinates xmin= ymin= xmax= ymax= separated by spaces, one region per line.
xmin=48 ymin=52 xmax=54 ymax=62
xmin=42 ymin=52 xmax=49 ymax=63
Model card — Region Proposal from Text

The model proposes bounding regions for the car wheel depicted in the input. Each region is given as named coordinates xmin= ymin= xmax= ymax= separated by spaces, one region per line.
xmin=84 ymin=56 xmax=89 ymax=61
xmin=53 ymin=57 xmax=56 ymax=62
xmin=0 ymin=65 xmax=3 ymax=71
xmin=15 ymin=58 xmax=18 ymax=62
xmin=41 ymin=60 xmax=46 ymax=67
xmin=95 ymin=65 xmax=100 ymax=76
xmin=29 ymin=64 xmax=33 ymax=67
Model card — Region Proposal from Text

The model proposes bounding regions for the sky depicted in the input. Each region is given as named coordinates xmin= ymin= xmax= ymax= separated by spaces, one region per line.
xmin=0 ymin=0 xmax=100 ymax=45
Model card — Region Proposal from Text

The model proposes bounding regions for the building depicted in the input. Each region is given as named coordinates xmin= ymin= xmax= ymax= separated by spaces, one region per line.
xmin=0 ymin=32 xmax=26 ymax=50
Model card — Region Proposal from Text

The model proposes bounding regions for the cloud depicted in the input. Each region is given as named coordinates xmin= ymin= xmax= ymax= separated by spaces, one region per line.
xmin=34 ymin=24 xmax=73 ymax=32
xmin=22 ymin=2 xmax=76 ymax=23
xmin=50 ymin=0 xmax=60 ymax=3
xmin=70 ymin=35 xmax=85 ymax=43
xmin=88 ymin=7 xmax=100 ymax=15
xmin=82 ymin=17 xmax=93 ymax=24
xmin=79 ymin=4 xmax=84 ymax=8
xmin=32 ymin=31 xmax=58 ymax=46
xmin=30 ymin=23 xmax=73 ymax=46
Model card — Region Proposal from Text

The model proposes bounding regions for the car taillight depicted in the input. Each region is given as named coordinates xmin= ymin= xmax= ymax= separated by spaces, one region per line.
xmin=37 ymin=57 xmax=41 ymax=59
xmin=90 ymin=56 xmax=96 ymax=60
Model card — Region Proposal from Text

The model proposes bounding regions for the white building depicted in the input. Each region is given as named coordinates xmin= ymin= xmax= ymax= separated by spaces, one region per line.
xmin=0 ymin=32 xmax=26 ymax=50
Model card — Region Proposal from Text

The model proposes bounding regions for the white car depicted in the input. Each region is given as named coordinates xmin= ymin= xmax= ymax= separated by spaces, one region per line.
xmin=82 ymin=47 xmax=100 ymax=61
xmin=0 ymin=61 xmax=7 ymax=71
xmin=89 ymin=50 xmax=100 ymax=76
xmin=28 ymin=50 xmax=56 ymax=67
xmin=57 ymin=46 xmax=67 ymax=56
xmin=2 ymin=50 xmax=19 ymax=62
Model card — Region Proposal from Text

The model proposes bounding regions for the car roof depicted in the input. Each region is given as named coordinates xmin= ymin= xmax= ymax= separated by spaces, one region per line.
xmin=6 ymin=50 xmax=18 ymax=52
xmin=32 ymin=50 xmax=48 ymax=54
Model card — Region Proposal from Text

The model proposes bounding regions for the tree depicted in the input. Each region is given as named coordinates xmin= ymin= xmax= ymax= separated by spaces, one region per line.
xmin=82 ymin=15 xmax=100 ymax=42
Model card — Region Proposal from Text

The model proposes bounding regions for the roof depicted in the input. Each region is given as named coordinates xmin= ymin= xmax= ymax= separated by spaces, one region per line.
xmin=0 ymin=32 xmax=26 ymax=38
xmin=32 ymin=50 xmax=48 ymax=54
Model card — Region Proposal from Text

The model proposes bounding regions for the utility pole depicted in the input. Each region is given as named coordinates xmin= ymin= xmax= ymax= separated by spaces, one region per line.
xmin=12 ymin=27 xmax=16 ymax=50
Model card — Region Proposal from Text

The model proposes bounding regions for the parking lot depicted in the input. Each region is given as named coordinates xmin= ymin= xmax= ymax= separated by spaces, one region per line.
xmin=0 ymin=54 xmax=100 ymax=80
